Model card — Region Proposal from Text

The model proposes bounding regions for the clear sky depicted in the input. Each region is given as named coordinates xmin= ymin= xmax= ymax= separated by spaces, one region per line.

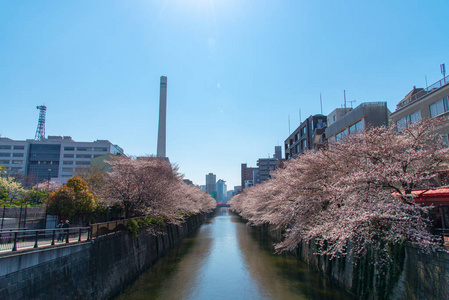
xmin=0 ymin=0 xmax=448 ymax=188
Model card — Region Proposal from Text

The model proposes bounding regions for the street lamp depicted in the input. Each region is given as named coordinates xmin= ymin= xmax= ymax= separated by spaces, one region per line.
xmin=47 ymin=169 xmax=51 ymax=190
xmin=106 ymin=202 xmax=111 ymax=222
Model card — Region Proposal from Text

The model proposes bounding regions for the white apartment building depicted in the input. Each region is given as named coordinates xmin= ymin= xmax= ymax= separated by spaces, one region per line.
xmin=0 ymin=136 xmax=124 ymax=184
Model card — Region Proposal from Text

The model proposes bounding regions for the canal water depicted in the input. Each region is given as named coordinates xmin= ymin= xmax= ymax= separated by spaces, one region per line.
xmin=116 ymin=208 xmax=353 ymax=300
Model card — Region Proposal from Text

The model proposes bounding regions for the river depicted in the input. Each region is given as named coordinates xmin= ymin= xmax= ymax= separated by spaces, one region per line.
xmin=116 ymin=208 xmax=354 ymax=300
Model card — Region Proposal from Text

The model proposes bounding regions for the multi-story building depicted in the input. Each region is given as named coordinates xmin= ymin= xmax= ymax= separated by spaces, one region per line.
xmin=0 ymin=136 xmax=124 ymax=184
xmin=241 ymin=163 xmax=257 ymax=191
xmin=390 ymin=76 xmax=449 ymax=141
xmin=205 ymin=173 xmax=216 ymax=195
xmin=284 ymin=114 xmax=328 ymax=160
xmin=274 ymin=146 xmax=282 ymax=159
xmin=183 ymin=179 xmax=194 ymax=185
xmin=256 ymin=158 xmax=281 ymax=183
xmin=325 ymin=102 xmax=389 ymax=142
xmin=216 ymin=179 xmax=227 ymax=203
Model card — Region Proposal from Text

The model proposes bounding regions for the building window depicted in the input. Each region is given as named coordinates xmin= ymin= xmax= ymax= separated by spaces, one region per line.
xmin=336 ymin=130 xmax=347 ymax=142
xmin=11 ymin=160 xmax=23 ymax=165
xmin=94 ymin=147 xmax=108 ymax=152
xmin=76 ymin=154 xmax=92 ymax=159
xmin=295 ymin=144 xmax=300 ymax=153
xmin=63 ymin=154 xmax=74 ymax=158
xmin=0 ymin=146 xmax=11 ymax=150
xmin=0 ymin=160 xmax=9 ymax=164
xmin=64 ymin=147 xmax=75 ymax=151
xmin=295 ymin=133 xmax=300 ymax=142
xmin=77 ymin=147 xmax=91 ymax=151
xmin=13 ymin=146 xmax=25 ymax=150
xmin=409 ymin=110 xmax=421 ymax=124
xmin=62 ymin=168 xmax=74 ymax=172
xmin=76 ymin=161 xmax=90 ymax=165
xmin=430 ymin=97 xmax=449 ymax=117
xmin=0 ymin=153 xmax=10 ymax=157
xmin=349 ymin=120 xmax=364 ymax=134
xmin=333 ymin=115 xmax=336 ymax=121
xmin=301 ymin=127 xmax=306 ymax=136
xmin=63 ymin=161 xmax=74 ymax=165
xmin=12 ymin=153 xmax=24 ymax=157
xmin=301 ymin=139 xmax=307 ymax=150
xmin=397 ymin=110 xmax=422 ymax=130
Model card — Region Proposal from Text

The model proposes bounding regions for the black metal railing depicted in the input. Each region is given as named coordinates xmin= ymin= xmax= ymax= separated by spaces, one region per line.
xmin=0 ymin=227 xmax=91 ymax=252
xmin=0 ymin=218 xmax=140 ymax=252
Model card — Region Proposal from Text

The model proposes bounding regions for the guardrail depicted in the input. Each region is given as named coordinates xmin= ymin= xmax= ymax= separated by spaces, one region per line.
xmin=0 ymin=227 xmax=91 ymax=252
xmin=0 ymin=218 xmax=140 ymax=252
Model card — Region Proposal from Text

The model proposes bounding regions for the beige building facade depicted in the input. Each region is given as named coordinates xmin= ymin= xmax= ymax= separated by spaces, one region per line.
xmin=390 ymin=76 xmax=449 ymax=141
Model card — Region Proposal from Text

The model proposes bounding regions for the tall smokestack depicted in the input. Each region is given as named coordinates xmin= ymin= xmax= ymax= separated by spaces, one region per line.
xmin=157 ymin=76 xmax=167 ymax=158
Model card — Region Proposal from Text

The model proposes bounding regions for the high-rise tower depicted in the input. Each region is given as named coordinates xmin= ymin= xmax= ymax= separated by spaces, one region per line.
xmin=157 ymin=76 xmax=167 ymax=158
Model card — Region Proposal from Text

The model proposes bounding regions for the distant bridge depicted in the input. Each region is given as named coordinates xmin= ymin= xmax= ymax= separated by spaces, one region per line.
xmin=216 ymin=203 xmax=230 ymax=207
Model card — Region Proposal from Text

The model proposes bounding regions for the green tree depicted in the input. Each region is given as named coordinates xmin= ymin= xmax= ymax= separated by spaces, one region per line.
xmin=0 ymin=177 xmax=26 ymax=205
xmin=47 ymin=176 xmax=96 ymax=219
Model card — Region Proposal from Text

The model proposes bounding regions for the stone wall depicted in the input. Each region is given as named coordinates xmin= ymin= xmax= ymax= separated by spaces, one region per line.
xmin=256 ymin=223 xmax=449 ymax=299
xmin=0 ymin=212 xmax=212 ymax=300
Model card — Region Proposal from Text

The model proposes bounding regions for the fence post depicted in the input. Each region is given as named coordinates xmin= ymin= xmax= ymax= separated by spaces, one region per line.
xmin=78 ymin=228 xmax=82 ymax=241
xmin=1 ymin=206 xmax=5 ymax=230
xmin=34 ymin=231 xmax=38 ymax=248
xmin=66 ymin=228 xmax=70 ymax=243
xmin=23 ymin=204 xmax=27 ymax=229
xmin=18 ymin=206 xmax=22 ymax=229
xmin=51 ymin=229 xmax=56 ymax=245
xmin=12 ymin=232 xmax=17 ymax=251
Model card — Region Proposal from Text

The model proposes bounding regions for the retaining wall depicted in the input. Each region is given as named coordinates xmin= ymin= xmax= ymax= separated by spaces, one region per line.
xmin=257 ymin=223 xmax=449 ymax=299
xmin=0 ymin=212 xmax=211 ymax=300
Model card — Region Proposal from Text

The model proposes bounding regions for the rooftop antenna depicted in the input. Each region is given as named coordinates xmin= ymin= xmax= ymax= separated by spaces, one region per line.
xmin=299 ymin=108 xmax=302 ymax=124
xmin=320 ymin=93 xmax=323 ymax=114
xmin=35 ymin=105 xmax=47 ymax=141
xmin=441 ymin=63 xmax=446 ymax=83
xmin=425 ymin=75 xmax=428 ymax=91
xmin=348 ymin=99 xmax=356 ymax=108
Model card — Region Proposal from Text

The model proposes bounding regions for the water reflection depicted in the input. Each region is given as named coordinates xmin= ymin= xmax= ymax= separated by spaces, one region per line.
xmin=116 ymin=208 xmax=353 ymax=300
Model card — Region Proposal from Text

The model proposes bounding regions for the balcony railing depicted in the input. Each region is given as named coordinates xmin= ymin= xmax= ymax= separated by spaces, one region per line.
xmin=396 ymin=75 xmax=449 ymax=111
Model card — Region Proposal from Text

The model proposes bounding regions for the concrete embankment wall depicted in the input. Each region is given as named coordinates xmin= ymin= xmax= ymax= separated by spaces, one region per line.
xmin=256 ymin=223 xmax=449 ymax=299
xmin=0 ymin=212 xmax=212 ymax=300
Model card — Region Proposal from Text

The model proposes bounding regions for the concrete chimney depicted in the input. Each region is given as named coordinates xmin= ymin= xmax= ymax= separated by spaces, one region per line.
xmin=157 ymin=76 xmax=167 ymax=158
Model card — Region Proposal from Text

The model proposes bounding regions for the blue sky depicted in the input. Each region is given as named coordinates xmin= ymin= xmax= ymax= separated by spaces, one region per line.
xmin=1 ymin=0 xmax=448 ymax=188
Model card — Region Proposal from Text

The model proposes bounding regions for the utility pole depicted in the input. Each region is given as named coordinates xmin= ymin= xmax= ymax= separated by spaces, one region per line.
xmin=320 ymin=94 xmax=323 ymax=115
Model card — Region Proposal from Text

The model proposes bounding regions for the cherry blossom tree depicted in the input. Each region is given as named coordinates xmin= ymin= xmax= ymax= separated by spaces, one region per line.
xmin=230 ymin=118 xmax=449 ymax=259
xmin=101 ymin=156 xmax=215 ymax=223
